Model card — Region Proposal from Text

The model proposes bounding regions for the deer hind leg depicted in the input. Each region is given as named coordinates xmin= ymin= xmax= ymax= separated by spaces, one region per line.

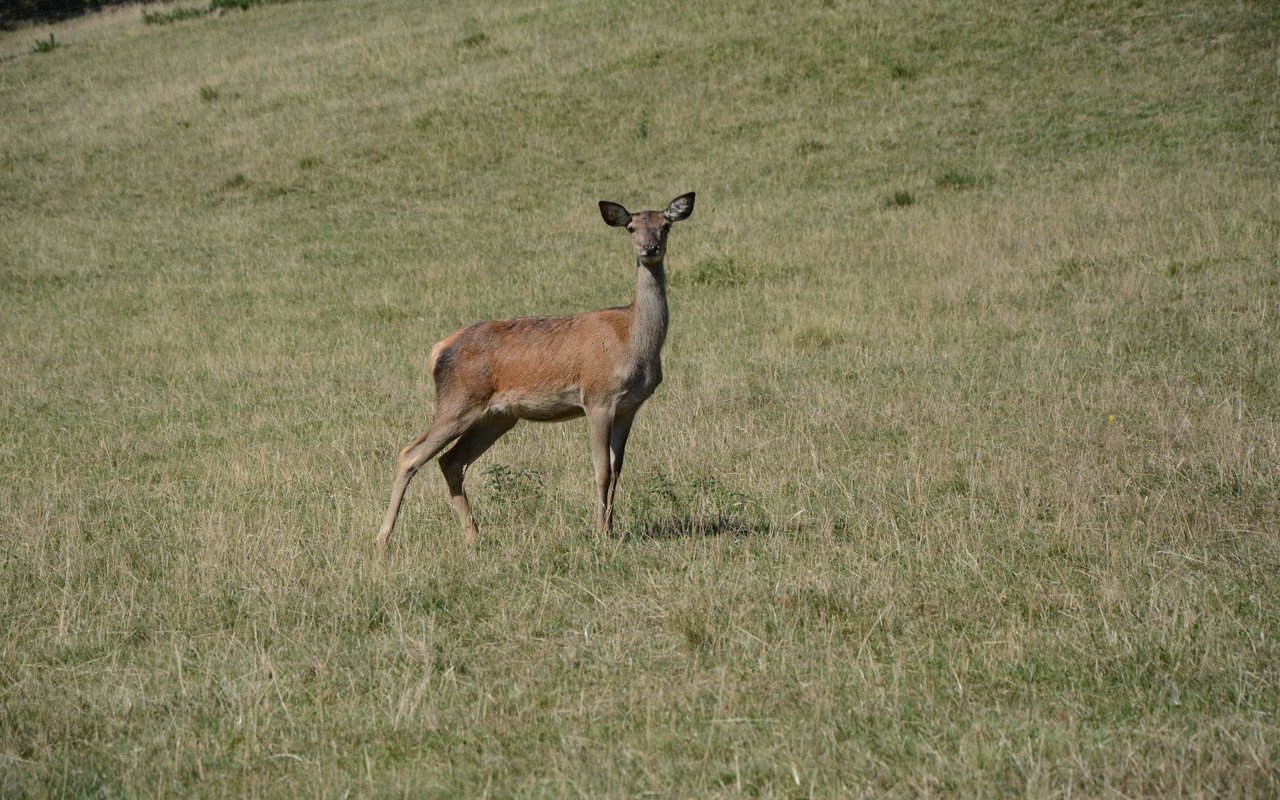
xmin=439 ymin=413 xmax=517 ymax=547
xmin=376 ymin=403 xmax=483 ymax=555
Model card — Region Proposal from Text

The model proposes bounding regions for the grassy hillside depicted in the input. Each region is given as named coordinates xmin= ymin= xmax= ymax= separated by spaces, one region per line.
xmin=2 ymin=0 xmax=1278 ymax=795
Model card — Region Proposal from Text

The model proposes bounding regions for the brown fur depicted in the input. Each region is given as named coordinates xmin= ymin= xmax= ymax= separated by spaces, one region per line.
xmin=429 ymin=309 xmax=637 ymax=420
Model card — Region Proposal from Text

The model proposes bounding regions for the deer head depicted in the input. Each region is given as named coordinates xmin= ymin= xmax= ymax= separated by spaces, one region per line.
xmin=599 ymin=192 xmax=695 ymax=266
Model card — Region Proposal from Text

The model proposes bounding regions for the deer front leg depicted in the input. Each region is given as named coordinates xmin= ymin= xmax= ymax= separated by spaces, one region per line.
xmin=588 ymin=410 xmax=614 ymax=537
xmin=605 ymin=411 xmax=635 ymax=538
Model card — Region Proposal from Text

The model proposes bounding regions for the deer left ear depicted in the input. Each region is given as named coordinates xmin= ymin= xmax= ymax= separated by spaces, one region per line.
xmin=599 ymin=201 xmax=632 ymax=228
xmin=664 ymin=192 xmax=695 ymax=222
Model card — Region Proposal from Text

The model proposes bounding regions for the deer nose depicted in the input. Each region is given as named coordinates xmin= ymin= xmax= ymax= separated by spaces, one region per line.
xmin=643 ymin=244 xmax=661 ymax=256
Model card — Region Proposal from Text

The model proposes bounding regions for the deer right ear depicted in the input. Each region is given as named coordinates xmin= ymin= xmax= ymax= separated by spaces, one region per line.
xmin=664 ymin=192 xmax=695 ymax=222
xmin=599 ymin=201 xmax=632 ymax=228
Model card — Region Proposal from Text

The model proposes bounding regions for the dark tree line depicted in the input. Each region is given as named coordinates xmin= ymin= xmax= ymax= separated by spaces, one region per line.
xmin=1 ymin=0 xmax=141 ymax=29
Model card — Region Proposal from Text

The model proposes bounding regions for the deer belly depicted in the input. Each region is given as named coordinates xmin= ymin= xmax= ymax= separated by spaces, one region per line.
xmin=489 ymin=388 xmax=585 ymax=422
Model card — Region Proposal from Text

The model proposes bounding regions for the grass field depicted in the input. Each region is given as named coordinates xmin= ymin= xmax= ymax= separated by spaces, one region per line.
xmin=3 ymin=0 xmax=1279 ymax=795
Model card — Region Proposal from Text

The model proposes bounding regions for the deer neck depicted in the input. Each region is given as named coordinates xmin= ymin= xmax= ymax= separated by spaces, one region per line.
xmin=630 ymin=260 xmax=668 ymax=362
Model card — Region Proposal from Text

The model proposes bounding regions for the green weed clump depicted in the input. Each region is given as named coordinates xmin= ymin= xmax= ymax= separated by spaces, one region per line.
xmin=143 ymin=7 xmax=207 ymax=24
xmin=884 ymin=189 xmax=916 ymax=208
xmin=1 ymin=0 xmax=1278 ymax=796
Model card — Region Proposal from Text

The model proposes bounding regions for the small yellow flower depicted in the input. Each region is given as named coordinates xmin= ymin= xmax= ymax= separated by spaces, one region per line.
xmin=1106 ymin=414 xmax=1117 ymax=423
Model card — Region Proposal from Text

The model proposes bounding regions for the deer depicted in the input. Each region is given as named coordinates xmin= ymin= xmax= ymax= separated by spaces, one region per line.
xmin=375 ymin=192 xmax=696 ymax=555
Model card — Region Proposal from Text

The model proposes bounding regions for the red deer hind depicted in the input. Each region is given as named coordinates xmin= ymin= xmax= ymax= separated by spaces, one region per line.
xmin=376 ymin=192 xmax=696 ymax=554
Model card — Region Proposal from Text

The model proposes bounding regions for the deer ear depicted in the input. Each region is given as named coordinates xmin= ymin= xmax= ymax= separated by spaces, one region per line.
xmin=599 ymin=201 xmax=632 ymax=228
xmin=664 ymin=192 xmax=695 ymax=222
